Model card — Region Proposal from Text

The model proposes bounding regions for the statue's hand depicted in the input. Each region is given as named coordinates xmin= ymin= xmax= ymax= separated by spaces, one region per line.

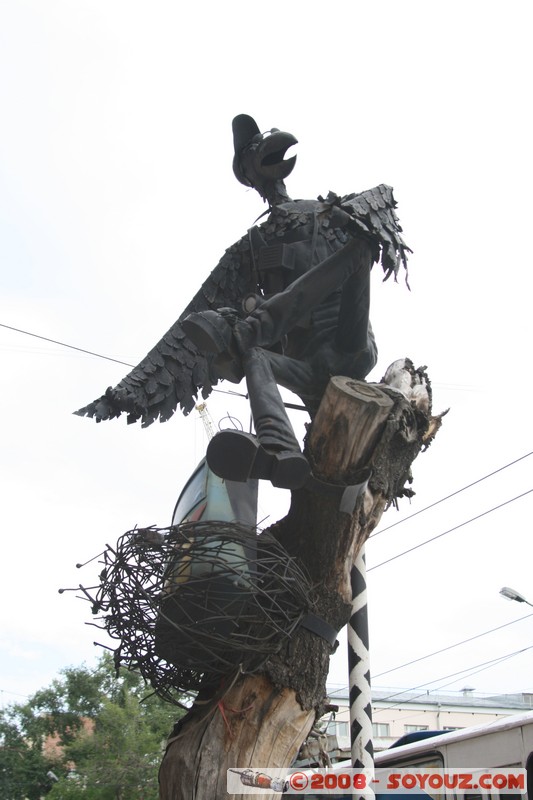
xmin=217 ymin=307 xmax=243 ymax=326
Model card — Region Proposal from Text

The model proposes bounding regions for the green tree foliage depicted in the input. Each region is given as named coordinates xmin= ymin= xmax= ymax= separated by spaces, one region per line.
xmin=0 ymin=653 xmax=183 ymax=800
xmin=0 ymin=712 xmax=54 ymax=800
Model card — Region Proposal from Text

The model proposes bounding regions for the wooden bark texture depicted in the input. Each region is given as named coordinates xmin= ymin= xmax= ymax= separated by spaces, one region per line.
xmin=310 ymin=377 xmax=394 ymax=478
xmin=159 ymin=675 xmax=314 ymax=800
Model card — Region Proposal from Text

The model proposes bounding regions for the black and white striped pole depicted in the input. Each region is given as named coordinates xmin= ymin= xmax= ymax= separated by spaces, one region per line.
xmin=348 ymin=545 xmax=374 ymax=779
xmin=346 ymin=361 xmax=431 ymax=786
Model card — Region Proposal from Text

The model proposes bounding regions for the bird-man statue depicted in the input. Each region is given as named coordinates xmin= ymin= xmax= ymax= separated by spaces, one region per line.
xmin=76 ymin=114 xmax=409 ymax=490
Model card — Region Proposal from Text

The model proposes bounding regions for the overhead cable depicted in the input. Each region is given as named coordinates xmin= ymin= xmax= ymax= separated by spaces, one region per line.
xmin=0 ymin=321 xmax=247 ymax=398
xmin=0 ymin=322 xmax=135 ymax=368
xmin=368 ymin=489 xmax=533 ymax=572
xmin=373 ymin=648 xmax=533 ymax=716
xmin=328 ymin=612 xmax=533 ymax=699
xmin=371 ymin=450 xmax=533 ymax=539
xmin=372 ymin=611 xmax=533 ymax=679
xmin=372 ymin=644 xmax=533 ymax=711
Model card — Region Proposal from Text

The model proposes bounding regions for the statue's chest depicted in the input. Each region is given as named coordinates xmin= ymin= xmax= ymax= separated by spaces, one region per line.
xmin=254 ymin=202 xmax=351 ymax=293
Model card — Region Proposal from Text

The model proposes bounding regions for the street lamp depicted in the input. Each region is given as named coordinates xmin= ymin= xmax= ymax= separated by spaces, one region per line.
xmin=499 ymin=586 xmax=533 ymax=607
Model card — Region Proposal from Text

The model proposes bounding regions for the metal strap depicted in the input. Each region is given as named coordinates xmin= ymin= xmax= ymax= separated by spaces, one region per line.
xmin=300 ymin=613 xmax=338 ymax=647
xmin=304 ymin=470 xmax=371 ymax=515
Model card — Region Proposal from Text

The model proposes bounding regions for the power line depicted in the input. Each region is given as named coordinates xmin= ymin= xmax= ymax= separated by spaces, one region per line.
xmin=376 ymin=670 xmax=520 ymax=718
xmin=374 ymin=648 xmax=533 ymax=706
xmin=372 ymin=611 xmax=533 ymax=679
xmin=0 ymin=688 xmax=29 ymax=699
xmin=371 ymin=450 xmax=533 ymax=539
xmin=4 ymin=321 xmax=533 ymax=711
xmin=2 ymin=324 xmax=532 ymax=485
xmin=0 ymin=323 xmax=135 ymax=368
xmin=0 ymin=322 xmax=250 ymax=401
xmin=5 ymin=321 xmax=533 ymax=573
xmin=5 ymin=322 xmax=533 ymax=566
xmin=368 ymin=488 xmax=533 ymax=572
xmin=330 ymin=641 xmax=533 ymax=706
xmin=429 ymin=651 xmax=526 ymax=694
xmin=372 ymin=645 xmax=533 ymax=715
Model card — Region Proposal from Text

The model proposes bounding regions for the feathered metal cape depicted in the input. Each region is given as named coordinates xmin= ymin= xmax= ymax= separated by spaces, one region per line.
xmin=75 ymin=185 xmax=409 ymax=427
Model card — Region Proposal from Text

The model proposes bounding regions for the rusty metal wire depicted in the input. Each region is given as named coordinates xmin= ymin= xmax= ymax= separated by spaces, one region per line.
xmin=82 ymin=521 xmax=313 ymax=704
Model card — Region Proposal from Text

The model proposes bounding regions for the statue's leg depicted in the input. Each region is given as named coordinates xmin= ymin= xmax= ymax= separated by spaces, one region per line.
xmin=263 ymin=349 xmax=326 ymax=415
xmin=243 ymin=348 xmax=304 ymax=450
xmin=182 ymin=238 xmax=373 ymax=368
xmin=239 ymin=237 xmax=373 ymax=350
xmin=206 ymin=347 xmax=310 ymax=490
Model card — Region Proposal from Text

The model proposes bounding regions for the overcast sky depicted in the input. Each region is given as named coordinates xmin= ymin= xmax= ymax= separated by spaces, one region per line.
xmin=1 ymin=1 xmax=532 ymax=714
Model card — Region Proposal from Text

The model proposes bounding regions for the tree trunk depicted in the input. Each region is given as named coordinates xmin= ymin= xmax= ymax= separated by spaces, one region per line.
xmin=159 ymin=366 xmax=442 ymax=800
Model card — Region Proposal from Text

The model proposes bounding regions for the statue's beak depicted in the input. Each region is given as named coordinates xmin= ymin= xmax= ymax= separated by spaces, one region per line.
xmin=252 ymin=130 xmax=298 ymax=181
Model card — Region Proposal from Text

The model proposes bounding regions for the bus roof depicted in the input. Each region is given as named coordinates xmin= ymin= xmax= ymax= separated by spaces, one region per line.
xmin=375 ymin=709 xmax=533 ymax=764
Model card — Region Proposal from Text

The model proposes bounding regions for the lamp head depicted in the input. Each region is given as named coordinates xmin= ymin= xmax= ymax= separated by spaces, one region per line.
xmin=500 ymin=586 xmax=528 ymax=603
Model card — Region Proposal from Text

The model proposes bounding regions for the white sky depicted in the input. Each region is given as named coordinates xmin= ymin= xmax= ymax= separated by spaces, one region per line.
xmin=1 ymin=1 xmax=532 ymax=713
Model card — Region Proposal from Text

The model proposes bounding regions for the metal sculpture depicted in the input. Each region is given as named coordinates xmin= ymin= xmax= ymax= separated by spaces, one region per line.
xmin=81 ymin=522 xmax=336 ymax=703
xmin=76 ymin=114 xmax=409 ymax=490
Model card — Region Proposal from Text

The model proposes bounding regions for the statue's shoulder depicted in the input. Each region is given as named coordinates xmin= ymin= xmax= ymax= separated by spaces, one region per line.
xmin=258 ymin=195 xmax=356 ymax=244
xmin=279 ymin=198 xmax=323 ymax=213
xmin=270 ymin=186 xmax=409 ymax=279
xmin=256 ymin=199 xmax=317 ymax=239
xmin=266 ymin=198 xmax=321 ymax=220
xmin=339 ymin=184 xmax=397 ymax=216
xmin=259 ymin=185 xmax=398 ymax=223
xmin=340 ymin=184 xmax=410 ymax=279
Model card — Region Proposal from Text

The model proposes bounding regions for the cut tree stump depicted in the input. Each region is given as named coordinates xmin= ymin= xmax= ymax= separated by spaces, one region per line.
xmin=159 ymin=364 xmax=442 ymax=800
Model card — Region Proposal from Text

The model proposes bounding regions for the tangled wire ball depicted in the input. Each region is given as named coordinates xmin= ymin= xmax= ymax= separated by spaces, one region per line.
xmin=85 ymin=521 xmax=314 ymax=704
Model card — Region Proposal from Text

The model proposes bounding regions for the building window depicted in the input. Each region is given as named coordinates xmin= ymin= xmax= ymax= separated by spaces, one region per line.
xmin=334 ymin=722 xmax=349 ymax=739
xmin=443 ymin=726 xmax=463 ymax=731
xmin=372 ymin=723 xmax=390 ymax=737
xmin=404 ymin=725 xmax=429 ymax=733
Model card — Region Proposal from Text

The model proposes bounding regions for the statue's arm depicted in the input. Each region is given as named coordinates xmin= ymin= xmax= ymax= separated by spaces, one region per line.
xmin=339 ymin=185 xmax=411 ymax=280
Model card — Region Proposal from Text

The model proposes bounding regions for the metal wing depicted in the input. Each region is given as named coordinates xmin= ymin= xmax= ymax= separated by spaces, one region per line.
xmin=336 ymin=184 xmax=411 ymax=280
xmin=75 ymin=237 xmax=256 ymax=427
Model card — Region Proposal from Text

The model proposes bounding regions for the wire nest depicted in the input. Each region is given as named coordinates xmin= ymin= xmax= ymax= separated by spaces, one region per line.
xmin=86 ymin=521 xmax=314 ymax=703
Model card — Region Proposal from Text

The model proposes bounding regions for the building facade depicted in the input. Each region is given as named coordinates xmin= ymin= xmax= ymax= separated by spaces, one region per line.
xmin=324 ymin=689 xmax=533 ymax=751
